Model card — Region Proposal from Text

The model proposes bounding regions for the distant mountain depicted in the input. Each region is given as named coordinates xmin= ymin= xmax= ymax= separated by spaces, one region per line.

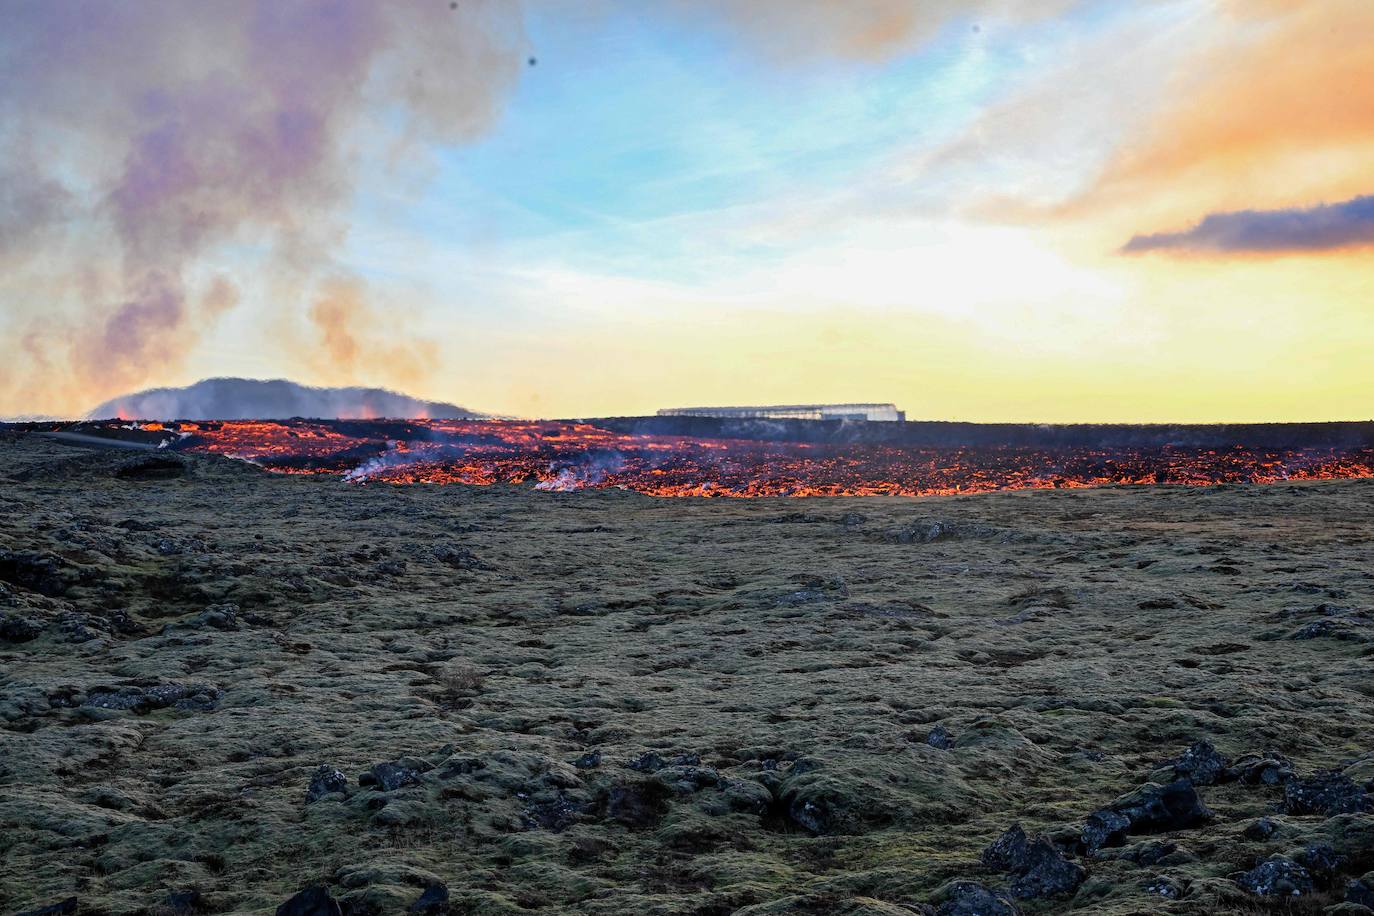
xmin=87 ymin=378 xmax=486 ymax=421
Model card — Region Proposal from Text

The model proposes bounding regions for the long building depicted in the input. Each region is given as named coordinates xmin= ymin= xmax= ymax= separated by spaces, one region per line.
xmin=657 ymin=403 xmax=906 ymax=422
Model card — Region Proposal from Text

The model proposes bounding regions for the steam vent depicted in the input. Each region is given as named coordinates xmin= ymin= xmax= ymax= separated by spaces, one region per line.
xmin=658 ymin=402 xmax=906 ymax=421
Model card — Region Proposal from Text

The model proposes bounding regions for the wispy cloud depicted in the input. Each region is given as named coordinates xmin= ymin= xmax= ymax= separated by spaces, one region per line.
xmin=1123 ymin=195 xmax=1374 ymax=254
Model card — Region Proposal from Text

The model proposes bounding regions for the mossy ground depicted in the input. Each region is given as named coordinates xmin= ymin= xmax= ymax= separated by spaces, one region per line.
xmin=2 ymin=435 xmax=1371 ymax=915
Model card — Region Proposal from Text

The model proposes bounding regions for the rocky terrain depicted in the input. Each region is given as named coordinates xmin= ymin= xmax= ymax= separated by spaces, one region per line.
xmin=2 ymin=432 xmax=1373 ymax=915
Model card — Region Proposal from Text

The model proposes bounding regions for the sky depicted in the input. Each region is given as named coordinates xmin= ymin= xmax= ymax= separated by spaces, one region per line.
xmin=1 ymin=0 xmax=1372 ymax=422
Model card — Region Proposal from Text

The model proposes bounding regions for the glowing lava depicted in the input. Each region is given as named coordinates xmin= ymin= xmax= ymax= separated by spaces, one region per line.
xmin=126 ymin=419 xmax=1374 ymax=497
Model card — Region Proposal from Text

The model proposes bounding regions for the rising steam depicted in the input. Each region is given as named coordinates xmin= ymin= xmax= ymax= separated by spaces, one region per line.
xmin=1 ymin=0 xmax=525 ymax=415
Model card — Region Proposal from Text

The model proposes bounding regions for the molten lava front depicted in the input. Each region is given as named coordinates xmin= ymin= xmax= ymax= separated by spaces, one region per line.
xmin=104 ymin=418 xmax=1374 ymax=497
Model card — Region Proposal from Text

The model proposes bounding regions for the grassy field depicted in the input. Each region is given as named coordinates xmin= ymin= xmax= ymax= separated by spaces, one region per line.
xmin=2 ymin=433 xmax=1372 ymax=915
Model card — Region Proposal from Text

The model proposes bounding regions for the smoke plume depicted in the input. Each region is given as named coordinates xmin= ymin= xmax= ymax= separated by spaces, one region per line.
xmin=1 ymin=0 xmax=525 ymax=415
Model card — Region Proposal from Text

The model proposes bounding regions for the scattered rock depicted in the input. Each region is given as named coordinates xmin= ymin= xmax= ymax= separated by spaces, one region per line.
xmin=982 ymin=824 xmax=1030 ymax=871
xmin=933 ymin=881 xmax=1021 ymax=915
xmin=1143 ymin=876 xmax=1185 ymax=900
xmin=408 ymin=884 xmax=449 ymax=914
xmin=275 ymin=884 xmax=343 ymax=916
xmin=0 ymin=549 xmax=70 ymax=597
xmin=1296 ymin=843 xmax=1343 ymax=884
xmin=0 ymin=613 xmax=44 ymax=643
xmin=523 ymin=793 xmax=585 ymax=832
xmin=1231 ymin=751 xmax=1295 ymax=786
xmin=925 ymin=724 xmax=956 ymax=750
xmin=1007 ymin=836 xmax=1086 ymax=900
xmin=306 ymin=765 xmax=348 ymax=804
xmin=83 ymin=682 xmax=220 ymax=713
xmin=1173 ymin=740 xmax=1228 ymax=786
xmin=572 ymin=750 xmax=601 ymax=769
xmin=359 ymin=761 xmax=424 ymax=792
xmin=1237 ymin=855 xmax=1313 ymax=897
xmin=431 ymin=546 xmax=492 ymax=570
xmin=1348 ymin=874 xmax=1374 ymax=908
xmin=1283 ymin=771 xmax=1372 ymax=816
xmin=1243 ymin=817 xmax=1279 ymax=840
xmin=1095 ymin=779 xmax=1211 ymax=838
xmin=1080 ymin=809 xmax=1132 ymax=854
xmin=627 ymin=751 xmax=698 ymax=772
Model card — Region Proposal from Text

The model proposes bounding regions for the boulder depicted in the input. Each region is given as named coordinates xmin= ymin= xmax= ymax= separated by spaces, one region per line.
xmin=925 ymin=725 xmax=956 ymax=750
xmin=1007 ymin=837 xmax=1086 ymax=900
xmin=1283 ymin=772 xmax=1372 ymax=816
xmin=306 ymin=765 xmax=348 ymax=804
xmin=1173 ymin=740 xmax=1228 ymax=786
xmin=982 ymin=824 xmax=1030 ymax=871
xmin=605 ymin=779 xmax=670 ymax=830
xmin=408 ymin=884 xmax=449 ymax=914
xmin=1237 ymin=856 xmax=1313 ymax=897
xmin=276 ymin=885 xmax=342 ymax=916
xmin=359 ymin=761 xmax=424 ymax=792
xmin=933 ymin=882 xmax=1021 ymax=915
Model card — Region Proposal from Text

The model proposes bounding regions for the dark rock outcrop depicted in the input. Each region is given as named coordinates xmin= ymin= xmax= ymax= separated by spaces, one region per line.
xmin=114 ymin=452 xmax=188 ymax=480
xmin=408 ymin=883 xmax=449 ymax=914
xmin=605 ymin=780 xmax=671 ymax=830
xmin=1231 ymin=751 xmax=1295 ymax=786
xmin=83 ymin=682 xmax=220 ymax=713
xmin=933 ymin=881 xmax=1021 ymax=915
xmin=1173 ymin=740 xmax=1228 ymax=786
xmin=1283 ymin=772 xmax=1372 ymax=816
xmin=359 ymin=761 xmax=424 ymax=792
xmin=1237 ymin=856 xmax=1313 ymax=897
xmin=305 ymin=765 xmax=348 ymax=804
xmin=1007 ymin=836 xmax=1087 ymax=900
xmin=16 ymin=899 xmax=79 ymax=916
xmin=982 ymin=824 xmax=1030 ymax=871
xmin=1348 ymin=874 xmax=1374 ymax=908
xmin=276 ymin=884 xmax=343 ymax=916
xmin=1083 ymin=780 xmax=1210 ymax=852
xmin=0 ymin=550 xmax=70 ymax=597
xmin=0 ymin=613 xmax=44 ymax=643
xmin=925 ymin=724 xmax=956 ymax=750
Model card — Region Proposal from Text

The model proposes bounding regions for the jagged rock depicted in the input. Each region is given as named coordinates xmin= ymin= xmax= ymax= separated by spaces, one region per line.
xmin=276 ymin=885 xmax=343 ymax=916
xmin=925 ymin=724 xmax=956 ymax=750
xmin=933 ymin=881 xmax=1021 ymax=915
xmin=359 ymin=761 xmax=424 ymax=792
xmin=982 ymin=824 xmax=1030 ymax=871
xmin=1081 ymin=809 xmax=1132 ymax=853
xmin=628 ymin=751 xmax=699 ymax=772
xmin=1007 ymin=837 xmax=1086 ymax=900
xmin=306 ymin=765 xmax=348 ymax=803
xmin=1283 ymin=772 xmax=1371 ymax=816
xmin=1243 ymin=817 xmax=1279 ymax=840
xmin=523 ymin=792 xmax=585 ymax=831
xmin=652 ymin=764 xmax=721 ymax=795
xmin=1297 ymin=843 xmax=1344 ymax=883
xmin=605 ymin=779 xmax=670 ymax=829
xmin=83 ymin=682 xmax=220 ymax=713
xmin=1173 ymin=740 xmax=1228 ymax=786
xmin=16 ymin=899 xmax=79 ymax=916
xmin=1231 ymin=751 xmax=1295 ymax=786
xmin=408 ymin=884 xmax=449 ymax=914
xmin=0 ymin=613 xmax=44 ymax=643
xmin=572 ymin=750 xmax=601 ymax=769
xmin=114 ymin=452 xmax=187 ymax=479
xmin=0 ymin=549 xmax=70 ymax=596
xmin=1097 ymin=780 xmax=1211 ymax=836
xmin=1143 ymin=876 xmax=1185 ymax=900
xmin=1348 ymin=874 xmax=1374 ymax=908
xmin=1237 ymin=855 xmax=1313 ymax=897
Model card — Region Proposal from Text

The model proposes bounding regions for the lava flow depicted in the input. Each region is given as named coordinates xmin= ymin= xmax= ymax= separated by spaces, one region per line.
xmin=96 ymin=418 xmax=1374 ymax=497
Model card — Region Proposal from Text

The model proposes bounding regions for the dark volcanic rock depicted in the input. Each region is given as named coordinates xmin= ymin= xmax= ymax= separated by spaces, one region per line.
xmin=432 ymin=545 xmax=493 ymax=570
xmin=572 ymin=750 xmax=601 ymax=769
xmin=523 ymin=792 xmax=586 ymax=832
xmin=305 ymin=765 xmax=348 ymax=803
xmin=1296 ymin=843 xmax=1343 ymax=884
xmin=1243 ymin=817 xmax=1279 ymax=840
xmin=1237 ymin=855 xmax=1313 ymax=897
xmin=359 ymin=761 xmax=423 ymax=792
xmin=1173 ymin=740 xmax=1228 ymax=786
xmin=1231 ymin=751 xmax=1295 ymax=786
xmin=933 ymin=881 xmax=1021 ymax=915
xmin=0 ymin=613 xmax=44 ymax=643
xmin=1348 ymin=874 xmax=1374 ymax=908
xmin=605 ymin=779 xmax=671 ymax=830
xmin=16 ymin=898 xmax=79 ymax=916
xmin=114 ymin=452 xmax=187 ymax=479
xmin=408 ymin=884 xmax=449 ymax=914
xmin=1283 ymin=771 xmax=1372 ymax=816
xmin=1081 ymin=809 xmax=1132 ymax=853
xmin=1099 ymin=779 xmax=1211 ymax=835
xmin=0 ymin=550 xmax=70 ymax=597
xmin=1007 ymin=836 xmax=1086 ymax=900
xmin=925 ymin=724 xmax=956 ymax=750
xmin=276 ymin=884 xmax=343 ymax=916
xmin=982 ymin=824 xmax=1031 ymax=871
xmin=83 ymin=682 xmax=220 ymax=713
